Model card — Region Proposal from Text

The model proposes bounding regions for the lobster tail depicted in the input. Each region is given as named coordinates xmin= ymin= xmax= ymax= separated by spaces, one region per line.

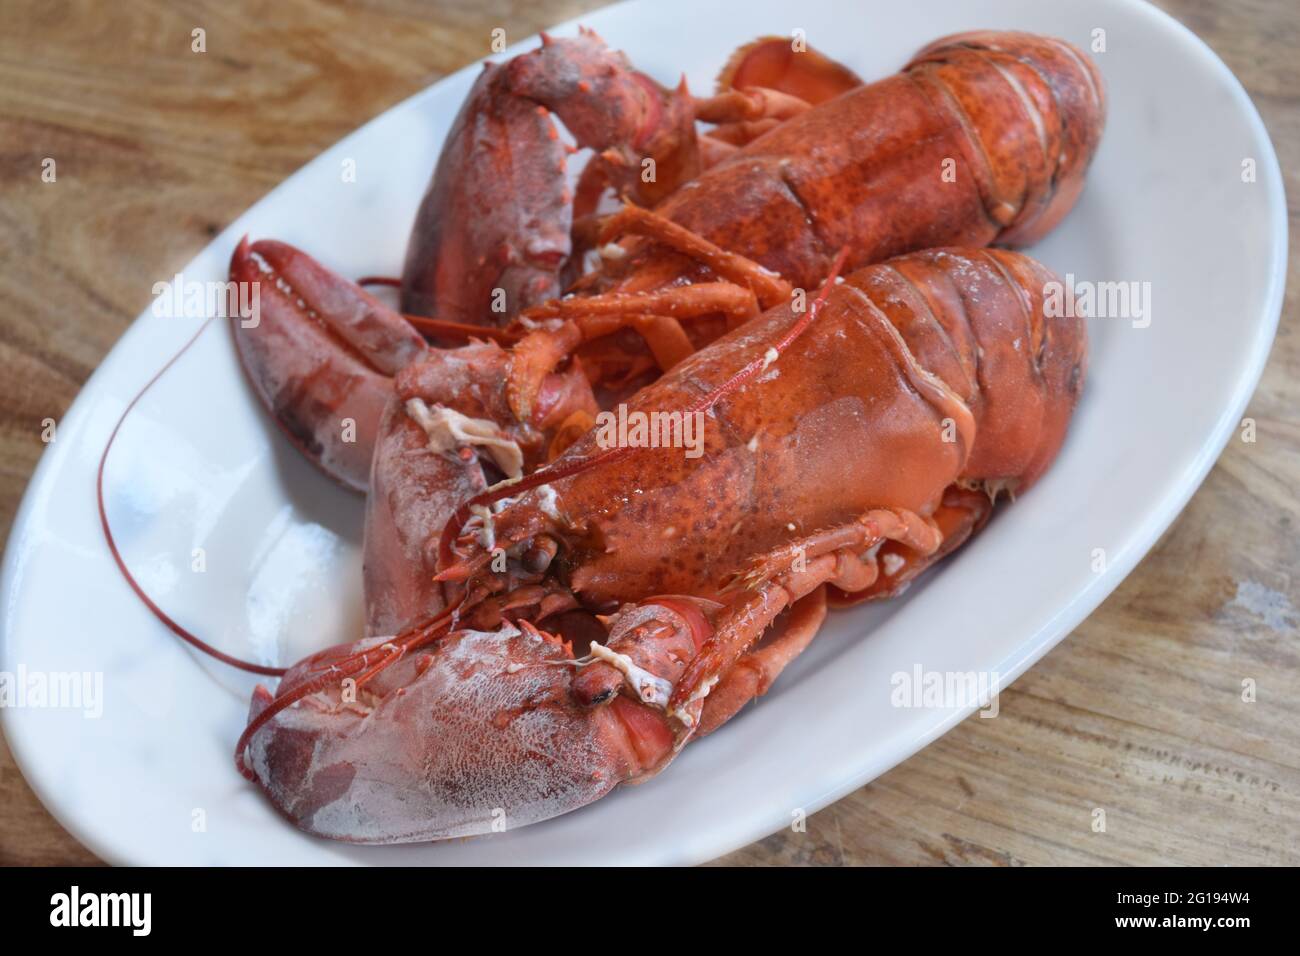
xmin=642 ymin=31 xmax=1104 ymax=294
xmin=907 ymin=31 xmax=1107 ymax=246
xmin=868 ymin=248 xmax=1088 ymax=495
xmin=978 ymin=248 xmax=1089 ymax=489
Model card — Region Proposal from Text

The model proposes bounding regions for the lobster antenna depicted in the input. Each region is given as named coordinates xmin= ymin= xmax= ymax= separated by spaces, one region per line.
xmin=97 ymin=316 xmax=286 ymax=678
xmin=685 ymin=246 xmax=850 ymax=417
xmin=435 ymin=246 xmax=852 ymax=571
xmin=402 ymin=313 xmax=520 ymax=344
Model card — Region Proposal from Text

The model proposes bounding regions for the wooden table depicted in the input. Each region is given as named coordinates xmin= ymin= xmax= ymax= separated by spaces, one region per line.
xmin=1 ymin=0 xmax=1295 ymax=866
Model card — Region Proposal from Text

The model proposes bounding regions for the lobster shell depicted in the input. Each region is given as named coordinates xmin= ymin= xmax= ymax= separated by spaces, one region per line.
xmin=497 ymin=248 xmax=1086 ymax=607
xmin=644 ymin=31 xmax=1105 ymax=293
xmin=401 ymin=31 xmax=1105 ymax=328
xmin=244 ymin=247 xmax=1087 ymax=843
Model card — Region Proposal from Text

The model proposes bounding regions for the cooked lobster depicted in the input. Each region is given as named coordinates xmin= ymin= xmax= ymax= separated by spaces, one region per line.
xmin=238 ymin=246 xmax=1087 ymax=842
xmin=99 ymin=28 xmax=1104 ymax=844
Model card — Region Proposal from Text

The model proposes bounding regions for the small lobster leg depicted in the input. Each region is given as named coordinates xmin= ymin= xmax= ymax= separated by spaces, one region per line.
xmin=693 ymin=88 xmax=810 ymax=149
xmin=598 ymin=204 xmax=793 ymax=309
xmin=506 ymin=281 xmax=760 ymax=421
xmin=526 ymin=283 xmax=761 ymax=324
xmin=697 ymin=586 xmax=828 ymax=736
xmin=693 ymin=87 xmax=814 ymax=126
xmin=229 ymin=238 xmax=427 ymax=492
xmin=507 ymin=204 xmax=792 ymax=419
xmin=828 ymin=484 xmax=994 ymax=606
xmin=567 ymin=508 xmax=942 ymax=732
xmin=669 ymin=508 xmax=945 ymax=722
xmin=700 ymin=36 xmax=865 ymax=148
xmin=401 ymin=29 xmax=699 ymax=323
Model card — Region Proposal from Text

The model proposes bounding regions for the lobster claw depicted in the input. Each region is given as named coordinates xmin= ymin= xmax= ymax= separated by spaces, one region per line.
xmin=243 ymin=625 xmax=647 ymax=842
xmin=229 ymin=237 xmax=426 ymax=491
xmin=400 ymin=31 xmax=699 ymax=323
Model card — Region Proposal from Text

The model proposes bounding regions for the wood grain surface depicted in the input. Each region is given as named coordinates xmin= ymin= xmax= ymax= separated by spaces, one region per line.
xmin=0 ymin=0 xmax=1296 ymax=866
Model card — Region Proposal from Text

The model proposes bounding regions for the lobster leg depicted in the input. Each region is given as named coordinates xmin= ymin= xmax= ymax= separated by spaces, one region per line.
xmin=697 ymin=586 xmax=828 ymax=735
xmin=669 ymin=508 xmax=944 ymax=719
xmin=701 ymin=119 xmax=782 ymax=147
xmin=696 ymin=91 xmax=815 ymax=153
xmin=693 ymin=87 xmax=814 ymax=125
xmin=702 ymin=36 xmax=865 ymax=148
xmin=828 ymin=484 xmax=994 ymax=606
xmin=526 ymin=283 xmax=761 ymax=323
xmin=567 ymin=507 xmax=944 ymax=729
xmin=508 ymin=202 xmax=794 ymax=418
xmin=598 ymin=204 xmax=793 ymax=308
xmin=506 ymin=282 xmax=760 ymax=420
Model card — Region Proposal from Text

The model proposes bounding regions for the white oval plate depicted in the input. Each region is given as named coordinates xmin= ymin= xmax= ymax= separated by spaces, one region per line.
xmin=1 ymin=0 xmax=1285 ymax=865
